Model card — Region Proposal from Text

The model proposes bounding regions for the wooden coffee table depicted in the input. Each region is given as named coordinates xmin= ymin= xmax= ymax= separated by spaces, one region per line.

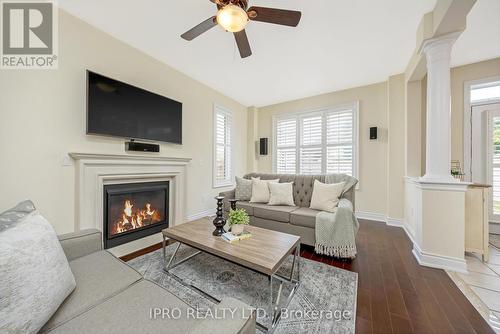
xmin=162 ymin=218 xmax=301 ymax=333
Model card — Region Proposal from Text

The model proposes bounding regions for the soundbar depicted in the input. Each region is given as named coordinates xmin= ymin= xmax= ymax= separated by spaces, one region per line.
xmin=125 ymin=141 xmax=160 ymax=153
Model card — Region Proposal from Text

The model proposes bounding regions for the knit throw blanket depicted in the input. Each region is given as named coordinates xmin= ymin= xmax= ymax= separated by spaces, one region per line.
xmin=315 ymin=174 xmax=359 ymax=258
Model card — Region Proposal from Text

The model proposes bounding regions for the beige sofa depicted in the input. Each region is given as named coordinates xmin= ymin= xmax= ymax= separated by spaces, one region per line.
xmin=220 ymin=173 xmax=357 ymax=247
xmin=40 ymin=229 xmax=255 ymax=334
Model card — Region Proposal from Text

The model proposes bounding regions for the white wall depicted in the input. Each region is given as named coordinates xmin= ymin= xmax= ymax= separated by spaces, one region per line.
xmin=387 ymin=74 xmax=406 ymax=220
xmin=0 ymin=10 xmax=248 ymax=234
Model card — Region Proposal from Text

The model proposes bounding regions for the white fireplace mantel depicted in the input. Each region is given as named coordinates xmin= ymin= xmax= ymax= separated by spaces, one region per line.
xmin=69 ymin=152 xmax=192 ymax=164
xmin=69 ymin=152 xmax=191 ymax=256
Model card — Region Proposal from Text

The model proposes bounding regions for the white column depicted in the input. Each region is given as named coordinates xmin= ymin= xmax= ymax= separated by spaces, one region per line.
xmin=420 ymin=33 xmax=460 ymax=183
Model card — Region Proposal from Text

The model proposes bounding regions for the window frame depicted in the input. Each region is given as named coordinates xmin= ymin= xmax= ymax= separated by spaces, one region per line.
xmin=272 ymin=101 xmax=359 ymax=180
xmin=212 ymin=103 xmax=234 ymax=188
xmin=463 ymin=76 xmax=500 ymax=181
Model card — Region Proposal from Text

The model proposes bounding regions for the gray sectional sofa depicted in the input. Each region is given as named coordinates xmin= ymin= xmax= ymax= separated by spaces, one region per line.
xmin=220 ymin=173 xmax=356 ymax=246
xmin=40 ymin=229 xmax=255 ymax=334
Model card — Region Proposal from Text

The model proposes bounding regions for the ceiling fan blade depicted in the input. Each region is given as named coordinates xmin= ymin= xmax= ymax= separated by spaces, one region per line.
xmin=181 ymin=16 xmax=217 ymax=41
xmin=234 ymin=30 xmax=252 ymax=58
xmin=247 ymin=6 xmax=301 ymax=27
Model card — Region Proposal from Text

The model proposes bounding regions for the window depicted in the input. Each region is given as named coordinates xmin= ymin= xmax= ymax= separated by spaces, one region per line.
xmin=275 ymin=118 xmax=297 ymax=174
xmin=213 ymin=105 xmax=233 ymax=188
xmin=470 ymin=81 xmax=500 ymax=103
xmin=300 ymin=115 xmax=323 ymax=174
xmin=273 ymin=102 xmax=358 ymax=177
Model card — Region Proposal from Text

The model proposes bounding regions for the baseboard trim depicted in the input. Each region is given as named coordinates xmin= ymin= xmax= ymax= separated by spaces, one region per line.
xmin=490 ymin=222 xmax=500 ymax=234
xmin=386 ymin=217 xmax=404 ymax=227
xmin=355 ymin=211 xmax=404 ymax=227
xmin=355 ymin=211 xmax=387 ymax=222
xmin=412 ymin=243 xmax=467 ymax=273
xmin=402 ymin=224 xmax=417 ymax=246
xmin=186 ymin=208 xmax=216 ymax=222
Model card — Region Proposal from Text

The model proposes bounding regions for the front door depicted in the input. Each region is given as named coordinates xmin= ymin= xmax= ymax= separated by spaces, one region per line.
xmin=487 ymin=107 xmax=500 ymax=222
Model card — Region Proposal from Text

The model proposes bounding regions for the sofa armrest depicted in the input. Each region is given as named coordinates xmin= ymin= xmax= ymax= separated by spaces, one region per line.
xmin=338 ymin=198 xmax=354 ymax=212
xmin=58 ymin=229 xmax=102 ymax=261
xmin=219 ymin=189 xmax=236 ymax=212
xmin=342 ymin=187 xmax=356 ymax=212
xmin=189 ymin=297 xmax=256 ymax=334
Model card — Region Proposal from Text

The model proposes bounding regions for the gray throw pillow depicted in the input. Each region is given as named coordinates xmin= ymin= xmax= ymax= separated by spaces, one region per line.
xmin=235 ymin=177 xmax=259 ymax=201
xmin=0 ymin=201 xmax=76 ymax=334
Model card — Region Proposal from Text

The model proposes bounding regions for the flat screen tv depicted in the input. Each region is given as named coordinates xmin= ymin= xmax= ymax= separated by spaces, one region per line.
xmin=87 ymin=71 xmax=182 ymax=144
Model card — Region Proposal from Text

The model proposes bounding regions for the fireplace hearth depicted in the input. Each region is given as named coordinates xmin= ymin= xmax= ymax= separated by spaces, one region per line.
xmin=103 ymin=181 xmax=169 ymax=249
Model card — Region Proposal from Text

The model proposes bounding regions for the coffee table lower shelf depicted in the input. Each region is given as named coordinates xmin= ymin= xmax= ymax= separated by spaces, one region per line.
xmin=162 ymin=235 xmax=301 ymax=334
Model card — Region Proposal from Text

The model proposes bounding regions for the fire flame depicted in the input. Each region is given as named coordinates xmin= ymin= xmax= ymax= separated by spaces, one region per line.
xmin=111 ymin=200 xmax=161 ymax=235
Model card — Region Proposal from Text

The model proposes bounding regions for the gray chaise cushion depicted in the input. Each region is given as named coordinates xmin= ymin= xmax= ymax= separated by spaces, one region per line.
xmin=0 ymin=202 xmax=77 ymax=334
xmin=46 ymin=280 xmax=194 ymax=334
xmin=42 ymin=251 xmax=142 ymax=332
xmin=253 ymin=205 xmax=298 ymax=223
xmin=46 ymin=280 xmax=255 ymax=334
xmin=290 ymin=207 xmax=320 ymax=229
xmin=190 ymin=297 xmax=255 ymax=334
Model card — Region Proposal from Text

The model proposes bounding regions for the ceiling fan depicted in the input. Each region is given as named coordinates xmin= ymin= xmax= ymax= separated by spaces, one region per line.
xmin=181 ymin=0 xmax=302 ymax=58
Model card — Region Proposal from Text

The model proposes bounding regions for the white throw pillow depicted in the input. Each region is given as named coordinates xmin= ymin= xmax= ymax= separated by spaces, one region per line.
xmin=0 ymin=201 xmax=76 ymax=334
xmin=309 ymin=180 xmax=345 ymax=212
xmin=268 ymin=182 xmax=295 ymax=206
xmin=250 ymin=179 xmax=279 ymax=203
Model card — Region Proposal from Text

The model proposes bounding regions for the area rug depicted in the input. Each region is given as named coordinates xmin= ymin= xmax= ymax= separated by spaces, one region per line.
xmin=128 ymin=244 xmax=357 ymax=334
xmin=491 ymin=234 xmax=500 ymax=250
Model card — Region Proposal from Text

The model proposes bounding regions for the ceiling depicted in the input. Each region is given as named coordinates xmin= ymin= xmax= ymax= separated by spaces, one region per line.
xmin=58 ymin=0 xmax=498 ymax=107
xmin=451 ymin=0 xmax=500 ymax=67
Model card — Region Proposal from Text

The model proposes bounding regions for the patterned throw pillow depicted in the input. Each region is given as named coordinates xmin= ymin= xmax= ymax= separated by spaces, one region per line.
xmin=268 ymin=182 xmax=295 ymax=206
xmin=235 ymin=177 xmax=259 ymax=201
xmin=0 ymin=201 xmax=76 ymax=334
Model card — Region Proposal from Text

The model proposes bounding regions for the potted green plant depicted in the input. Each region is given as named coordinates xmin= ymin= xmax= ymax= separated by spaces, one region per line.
xmin=228 ymin=208 xmax=249 ymax=235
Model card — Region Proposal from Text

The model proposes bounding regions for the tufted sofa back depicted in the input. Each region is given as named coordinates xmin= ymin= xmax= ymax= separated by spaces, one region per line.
xmin=244 ymin=173 xmax=356 ymax=209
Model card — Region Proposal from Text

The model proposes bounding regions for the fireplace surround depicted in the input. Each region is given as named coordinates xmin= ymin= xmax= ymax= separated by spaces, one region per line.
xmin=103 ymin=181 xmax=169 ymax=249
xmin=69 ymin=153 xmax=191 ymax=257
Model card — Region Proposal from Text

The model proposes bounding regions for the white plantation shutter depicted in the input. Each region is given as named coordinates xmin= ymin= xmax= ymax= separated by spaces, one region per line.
xmin=326 ymin=110 xmax=354 ymax=175
xmin=300 ymin=115 xmax=322 ymax=174
xmin=276 ymin=118 xmax=297 ymax=174
xmin=213 ymin=106 xmax=233 ymax=187
xmin=273 ymin=102 xmax=358 ymax=178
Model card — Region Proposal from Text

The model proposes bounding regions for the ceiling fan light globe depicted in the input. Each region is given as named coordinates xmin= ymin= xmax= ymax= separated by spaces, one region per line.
xmin=216 ymin=4 xmax=248 ymax=33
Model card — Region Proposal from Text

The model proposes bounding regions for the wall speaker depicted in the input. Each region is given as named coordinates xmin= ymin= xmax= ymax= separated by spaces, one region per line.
xmin=370 ymin=127 xmax=378 ymax=140
xmin=259 ymin=138 xmax=268 ymax=155
xmin=125 ymin=141 xmax=160 ymax=153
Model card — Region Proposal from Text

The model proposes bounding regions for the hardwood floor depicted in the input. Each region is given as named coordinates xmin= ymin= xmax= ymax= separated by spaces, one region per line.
xmin=122 ymin=219 xmax=494 ymax=333
xmin=300 ymin=219 xmax=495 ymax=334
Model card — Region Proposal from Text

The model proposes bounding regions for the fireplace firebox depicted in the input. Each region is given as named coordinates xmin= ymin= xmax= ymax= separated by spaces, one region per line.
xmin=103 ymin=181 xmax=169 ymax=249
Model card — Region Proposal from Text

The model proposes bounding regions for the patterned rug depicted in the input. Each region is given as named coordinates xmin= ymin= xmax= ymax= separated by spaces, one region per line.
xmin=491 ymin=234 xmax=500 ymax=250
xmin=128 ymin=244 xmax=357 ymax=334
